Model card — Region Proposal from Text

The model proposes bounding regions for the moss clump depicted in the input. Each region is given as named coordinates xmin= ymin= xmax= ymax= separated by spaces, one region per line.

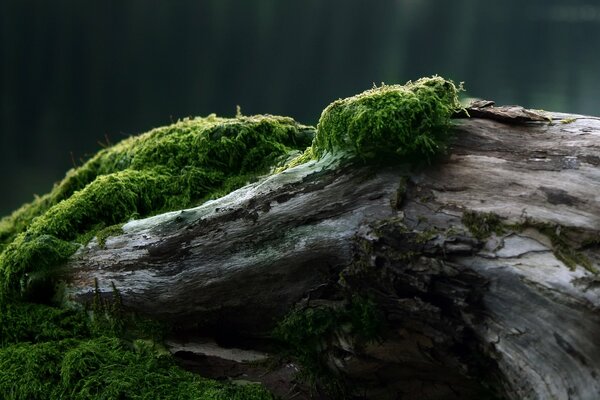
xmin=0 ymin=114 xmax=313 ymax=298
xmin=314 ymin=76 xmax=462 ymax=161
xmin=0 ymin=302 xmax=89 ymax=347
xmin=95 ymin=224 xmax=124 ymax=249
xmin=273 ymin=296 xmax=381 ymax=396
xmin=0 ymin=336 xmax=272 ymax=400
xmin=0 ymin=300 xmax=273 ymax=399
xmin=462 ymin=210 xmax=507 ymax=240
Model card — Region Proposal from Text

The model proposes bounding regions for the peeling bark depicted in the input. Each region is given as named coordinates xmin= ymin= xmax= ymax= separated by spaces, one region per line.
xmin=63 ymin=107 xmax=600 ymax=399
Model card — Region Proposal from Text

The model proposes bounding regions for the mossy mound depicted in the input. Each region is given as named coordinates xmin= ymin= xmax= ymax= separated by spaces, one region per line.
xmin=0 ymin=114 xmax=313 ymax=298
xmin=0 ymin=113 xmax=311 ymax=399
xmin=314 ymin=76 xmax=462 ymax=161
xmin=0 ymin=76 xmax=463 ymax=399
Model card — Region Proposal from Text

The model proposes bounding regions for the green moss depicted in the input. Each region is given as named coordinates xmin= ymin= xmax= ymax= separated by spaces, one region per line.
xmin=414 ymin=227 xmax=439 ymax=244
xmin=390 ymin=176 xmax=408 ymax=210
xmin=275 ymin=76 xmax=463 ymax=172
xmin=0 ymin=78 xmax=462 ymax=398
xmin=0 ymin=299 xmax=273 ymax=399
xmin=0 ymin=336 xmax=272 ymax=400
xmin=273 ymin=296 xmax=382 ymax=396
xmin=314 ymin=76 xmax=463 ymax=161
xmin=95 ymin=224 xmax=124 ymax=249
xmin=275 ymin=146 xmax=316 ymax=172
xmin=0 ymin=302 xmax=90 ymax=347
xmin=462 ymin=210 xmax=506 ymax=240
xmin=0 ymin=114 xmax=313 ymax=298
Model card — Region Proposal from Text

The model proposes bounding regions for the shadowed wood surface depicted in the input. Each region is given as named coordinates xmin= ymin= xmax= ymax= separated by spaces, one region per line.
xmin=63 ymin=108 xmax=600 ymax=399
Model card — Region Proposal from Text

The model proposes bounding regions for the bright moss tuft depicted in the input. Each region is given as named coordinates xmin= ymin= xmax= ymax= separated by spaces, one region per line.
xmin=314 ymin=76 xmax=463 ymax=161
xmin=0 ymin=114 xmax=313 ymax=298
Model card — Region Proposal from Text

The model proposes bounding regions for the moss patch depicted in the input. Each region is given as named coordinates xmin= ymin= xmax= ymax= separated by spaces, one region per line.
xmin=0 ymin=298 xmax=273 ymax=399
xmin=0 ymin=114 xmax=313 ymax=298
xmin=0 ymin=336 xmax=272 ymax=400
xmin=277 ymin=76 xmax=463 ymax=171
xmin=462 ymin=211 xmax=506 ymax=240
xmin=0 ymin=302 xmax=89 ymax=347
xmin=314 ymin=76 xmax=462 ymax=161
xmin=273 ymin=296 xmax=382 ymax=396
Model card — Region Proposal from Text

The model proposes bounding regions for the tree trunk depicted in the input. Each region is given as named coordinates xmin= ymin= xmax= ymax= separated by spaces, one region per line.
xmin=63 ymin=106 xmax=600 ymax=400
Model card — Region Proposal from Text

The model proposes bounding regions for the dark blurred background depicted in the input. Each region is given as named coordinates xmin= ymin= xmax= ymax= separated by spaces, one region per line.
xmin=2 ymin=0 xmax=600 ymax=216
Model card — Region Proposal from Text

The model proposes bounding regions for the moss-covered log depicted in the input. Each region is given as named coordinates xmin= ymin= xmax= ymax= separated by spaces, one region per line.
xmin=2 ymin=78 xmax=600 ymax=399
xmin=57 ymin=104 xmax=600 ymax=399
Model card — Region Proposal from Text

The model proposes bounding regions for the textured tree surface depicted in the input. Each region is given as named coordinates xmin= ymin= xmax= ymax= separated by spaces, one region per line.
xmin=63 ymin=105 xmax=600 ymax=400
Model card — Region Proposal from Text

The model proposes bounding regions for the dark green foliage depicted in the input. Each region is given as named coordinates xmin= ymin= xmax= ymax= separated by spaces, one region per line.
xmin=0 ymin=337 xmax=273 ymax=400
xmin=0 ymin=302 xmax=89 ymax=347
xmin=0 ymin=299 xmax=272 ymax=399
xmin=314 ymin=76 xmax=463 ymax=161
xmin=273 ymin=296 xmax=382 ymax=395
xmin=0 ymin=339 xmax=73 ymax=400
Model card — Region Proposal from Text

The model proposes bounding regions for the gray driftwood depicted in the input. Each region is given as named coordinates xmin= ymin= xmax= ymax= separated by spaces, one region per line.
xmin=63 ymin=107 xmax=600 ymax=400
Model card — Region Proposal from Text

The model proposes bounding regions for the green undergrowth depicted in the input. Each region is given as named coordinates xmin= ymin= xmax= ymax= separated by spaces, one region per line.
xmin=0 ymin=335 xmax=272 ymax=400
xmin=0 ymin=294 xmax=273 ymax=400
xmin=273 ymin=295 xmax=382 ymax=397
xmin=0 ymin=114 xmax=313 ymax=298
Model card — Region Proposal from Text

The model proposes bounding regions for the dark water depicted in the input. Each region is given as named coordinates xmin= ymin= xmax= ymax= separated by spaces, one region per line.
xmin=2 ymin=0 xmax=600 ymax=215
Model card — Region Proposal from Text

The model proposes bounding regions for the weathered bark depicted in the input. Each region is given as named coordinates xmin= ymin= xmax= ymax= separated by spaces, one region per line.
xmin=63 ymin=106 xmax=600 ymax=400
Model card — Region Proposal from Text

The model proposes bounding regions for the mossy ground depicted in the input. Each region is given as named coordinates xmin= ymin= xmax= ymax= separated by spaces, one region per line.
xmin=0 ymin=76 xmax=462 ymax=399
xmin=0 ymin=299 xmax=274 ymax=400
xmin=462 ymin=211 xmax=506 ymax=240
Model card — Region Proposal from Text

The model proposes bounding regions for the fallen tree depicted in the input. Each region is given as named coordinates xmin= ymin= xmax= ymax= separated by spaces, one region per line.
xmin=60 ymin=102 xmax=600 ymax=399
xmin=2 ymin=78 xmax=599 ymax=399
